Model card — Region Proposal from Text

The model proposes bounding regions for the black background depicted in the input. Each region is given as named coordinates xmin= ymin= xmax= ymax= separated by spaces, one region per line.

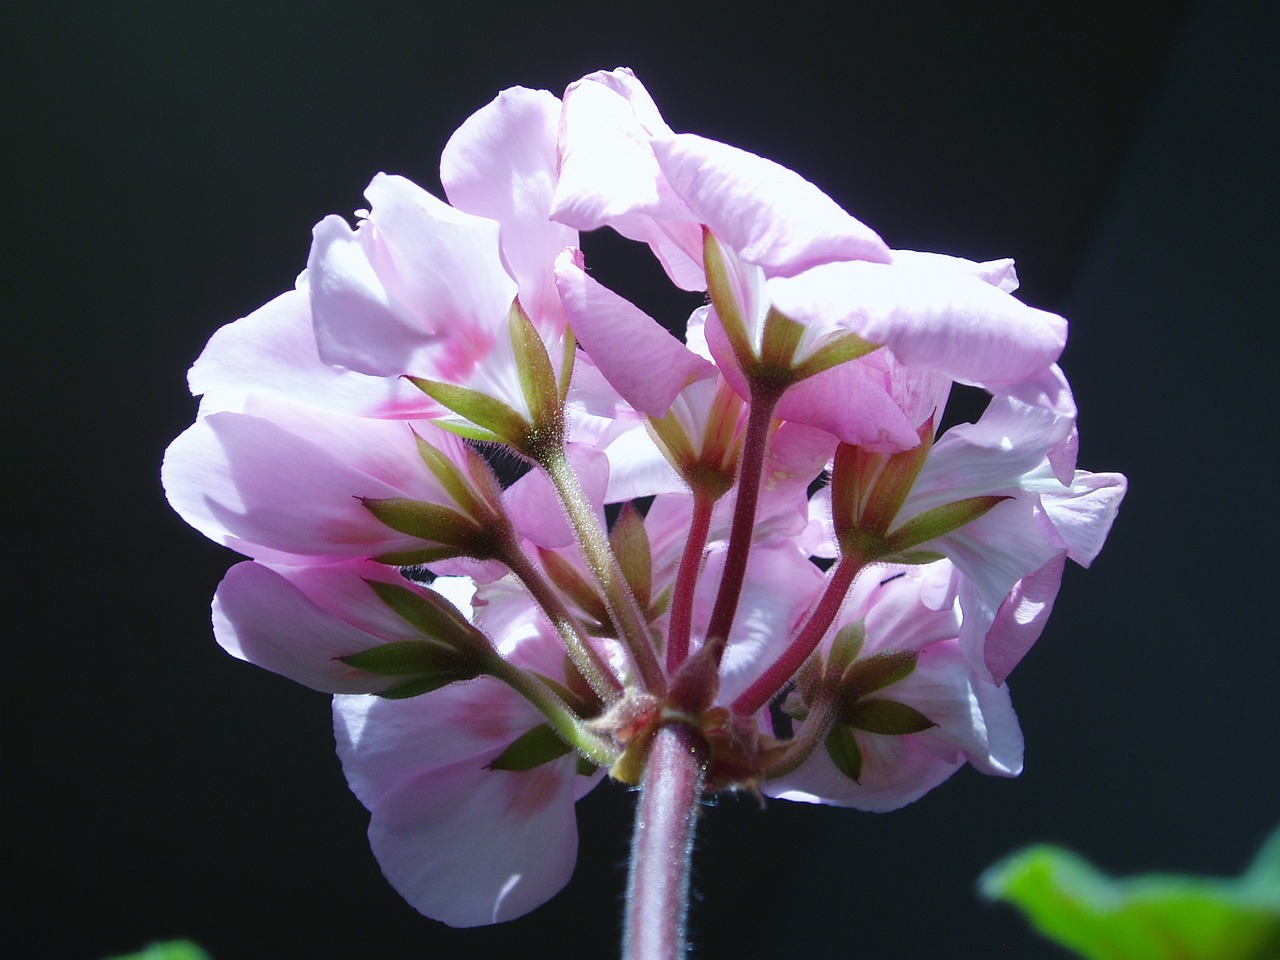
xmin=7 ymin=1 xmax=1278 ymax=957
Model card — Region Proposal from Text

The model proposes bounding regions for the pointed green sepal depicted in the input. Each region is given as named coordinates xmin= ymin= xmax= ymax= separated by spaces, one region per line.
xmin=609 ymin=503 xmax=653 ymax=610
xmin=413 ymin=433 xmax=491 ymax=521
xmin=886 ymin=494 xmax=1012 ymax=553
xmin=407 ymin=376 xmax=532 ymax=447
xmin=360 ymin=497 xmax=482 ymax=546
xmin=508 ymin=298 xmax=563 ymax=431
xmin=824 ymin=724 xmax=864 ymax=782
xmin=792 ymin=331 xmax=880 ymax=380
xmin=376 ymin=673 xmax=474 ymax=699
xmin=576 ymin=755 xmax=599 ymax=777
xmin=844 ymin=696 xmax=936 ymax=735
xmin=539 ymin=548 xmax=612 ymax=629
xmin=703 ymin=228 xmax=758 ymax=369
xmin=488 ymin=723 xmax=573 ymax=771
xmin=339 ymin=638 xmax=468 ymax=676
xmin=826 ymin=622 xmax=867 ymax=677
xmin=758 ymin=307 xmax=806 ymax=373
xmin=365 ymin=580 xmax=485 ymax=652
xmin=340 ymin=638 xmax=484 ymax=699
xmin=842 ymin=649 xmax=918 ymax=698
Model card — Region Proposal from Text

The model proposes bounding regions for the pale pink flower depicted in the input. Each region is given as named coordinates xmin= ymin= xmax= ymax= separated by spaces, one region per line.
xmin=334 ymin=577 xmax=604 ymax=927
xmin=766 ymin=563 xmax=1024 ymax=812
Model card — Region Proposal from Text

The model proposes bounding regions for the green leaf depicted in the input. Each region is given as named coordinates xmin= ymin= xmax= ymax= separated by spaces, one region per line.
xmin=488 ymin=723 xmax=573 ymax=771
xmin=408 ymin=376 xmax=531 ymax=446
xmin=824 ymin=724 xmax=863 ymax=782
xmin=980 ymin=830 xmax=1280 ymax=960
xmin=104 ymin=941 xmax=213 ymax=960
xmin=886 ymin=494 xmax=1011 ymax=553
xmin=844 ymin=696 xmax=936 ymax=734
xmin=841 ymin=650 xmax=918 ymax=698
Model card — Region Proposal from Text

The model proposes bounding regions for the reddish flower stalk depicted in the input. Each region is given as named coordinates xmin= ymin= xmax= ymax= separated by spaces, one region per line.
xmin=665 ymin=491 xmax=715 ymax=673
xmin=701 ymin=382 xmax=784 ymax=654
xmin=732 ymin=551 xmax=865 ymax=717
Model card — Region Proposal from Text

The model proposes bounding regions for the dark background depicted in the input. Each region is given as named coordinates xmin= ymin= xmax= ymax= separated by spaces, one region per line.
xmin=7 ymin=1 xmax=1278 ymax=957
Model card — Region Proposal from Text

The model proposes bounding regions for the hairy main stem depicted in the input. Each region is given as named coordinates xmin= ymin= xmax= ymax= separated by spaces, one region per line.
xmin=701 ymin=383 xmax=783 ymax=654
xmin=623 ymin=723 xmax=707 ymax=960
xmin=665 ymin=492 xmax=715 ymax=673
xmin=539 ymin=446 xmax=667 ymax=693
xmin=731 ymin=551 xmax=865 ymax=717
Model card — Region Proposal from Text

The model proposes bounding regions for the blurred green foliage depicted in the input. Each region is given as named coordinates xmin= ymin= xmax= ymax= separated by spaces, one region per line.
xmin=981 ymin=825 xmax=1280 ymax=960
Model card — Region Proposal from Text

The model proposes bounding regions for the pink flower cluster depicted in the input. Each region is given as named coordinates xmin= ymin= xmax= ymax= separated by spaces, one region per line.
xmin=163 ymin=68 xmax=1125 ymax=928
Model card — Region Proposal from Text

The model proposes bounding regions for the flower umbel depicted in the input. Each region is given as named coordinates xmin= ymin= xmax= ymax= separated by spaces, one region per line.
xmin=164 ymin=67 xmax=1126 ymax=957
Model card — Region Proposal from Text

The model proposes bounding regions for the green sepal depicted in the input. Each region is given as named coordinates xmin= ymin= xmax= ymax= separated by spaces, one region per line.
xmin=365 ymin=580 xmax=483 ymax=651
xmin=824 ymin=724 xmax=864 ymax=782
xmin=842 ymin=649 xmax=918 ymax=698
xmin=539 ymin=548 xmax=612 ymax=629
xmin=576 ymin=755 xmax=598 ymax=777
xmin=758 ymin=307 xmax=805 ymax=373
xmin=703 ymin=228 xmax=758 ymax=369
xmin=886 ymin=494 xmax=1012 ymax=553
xmin=340 ymin=638 xmax=483 ymax=700
xmin=377 ymin=673 xmax=472 ymax=699
xmin=980 ymin=827 xmax=1280 ymax=960
xmin=844 ymin=696 xmax=936 ymax=735
xmin=508 ymin=298 xmax=562 ymax=431
xmin=488 ymin=723 xmax=573 ymax=771
xmin=609 ymin=503 xmax=653 ymax=610
xmin=360 ymin=497 xmax=481 ymax=546
xmin=792 ymin=331 xmax=880 ymax=380
xmin=339 ymin=638 xmax=467 ymax=676
xmin=414 ymin=433 xmax=489 ymax=520
xmin=826 ymin=622 xmax=867 ymax=677
xmin=408 ymin=376 xmax=531 ymax=447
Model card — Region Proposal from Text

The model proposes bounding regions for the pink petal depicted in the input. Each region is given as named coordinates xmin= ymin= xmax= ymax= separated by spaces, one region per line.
xmin=652 ymin=134 xmax=890 ymax=275
xmin=981 ymin=555 xmax=1066 ymax=684
xmin=1041 ymin=471 xmax=1128 ymax=567
xmin=555 ymin=249 xmax=714 ymax=416
xmin=768 ymin=258 xmax=1066 ymax=385
xmin=188 ymin=287 xmax=435 ymax=418
xmin=365 ymin=753 xmax=582 ymax=926
xmin=213 ymin=560 xmax=408 ymax=693
xmin=551 ymin=72 xmax=704 ymax=290
xmin=442 ymin=87 xmax=576 ymax=333
xmin=503 ymin=442 xmax=610 ymax=549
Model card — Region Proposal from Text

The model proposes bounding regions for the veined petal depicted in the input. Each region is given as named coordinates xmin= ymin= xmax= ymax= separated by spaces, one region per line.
xmin=552 ymin=71 xmax=704 ymax=289
xmin=214 ymin=560 xmax=418 ymax=694
xmin=189 ymin=287 xmax=435 ymax=418
xmin=768 ymin=258 xmax=1066 ymax=385
xmin=981 ymin=555 xmax=1066 ymax=685
xmin=442 ymin=86 xmax=576 ymax=333
xmin=652 ymin=133 xmax=890 ymax=275
xmin=365 ymin=752 xmax=582 ymax=926
xmin=555 ymin=249 xmax=714 ymax=416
